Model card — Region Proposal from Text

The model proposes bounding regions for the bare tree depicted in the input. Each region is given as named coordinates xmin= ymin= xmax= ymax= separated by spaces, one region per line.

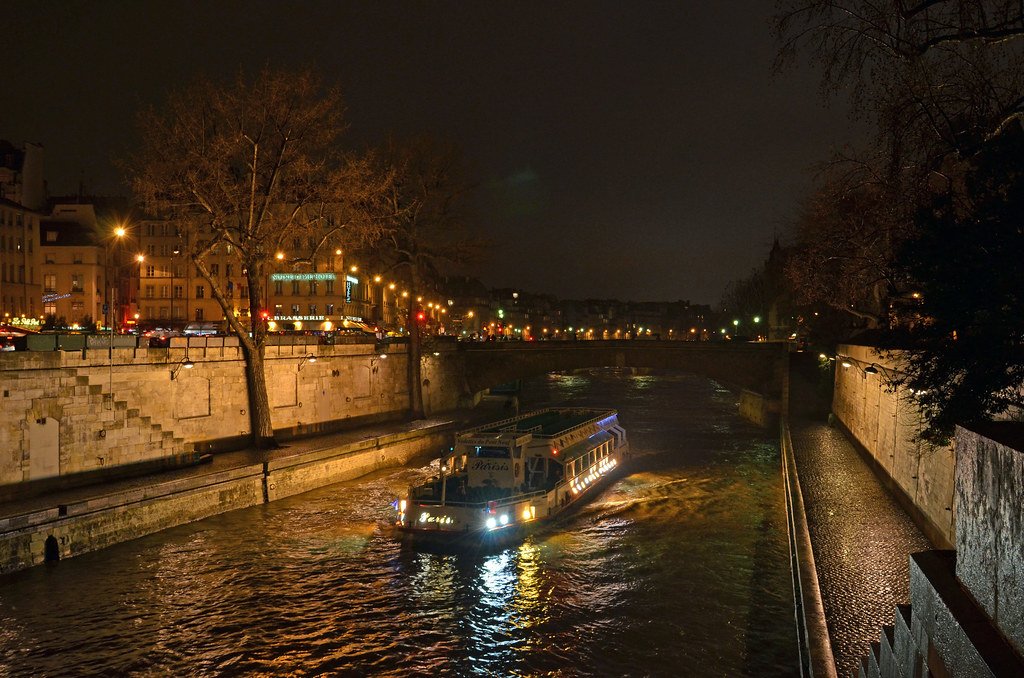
xmin=775 ymin=1 xmax=1024 ymax=164
xmin=130 ymin=67 xmax=380 ymax=450
xmin=785 ymin=174 xmax=913 ymax=327
xmin=776 ymin=1 xmax=1024 ymax=438
xmin=368 ymin=137 xmax=481 ymax=418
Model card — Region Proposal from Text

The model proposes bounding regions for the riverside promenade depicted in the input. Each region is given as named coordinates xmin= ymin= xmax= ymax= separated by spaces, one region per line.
xmin=791 ymin=417 xmax=932 ymax=677
xmin=0 ymin=417 xmax=452 ymax=520
xmin=0 ymin=413 xmax=479 ymax=574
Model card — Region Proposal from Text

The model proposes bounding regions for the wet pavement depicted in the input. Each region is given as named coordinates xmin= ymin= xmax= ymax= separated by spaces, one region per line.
xmin=791 ymin=418 xmax=932 ymax=677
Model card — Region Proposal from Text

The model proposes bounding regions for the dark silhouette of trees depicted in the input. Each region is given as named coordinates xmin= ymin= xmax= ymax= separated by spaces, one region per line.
xmin=775 ymin=0 xmax=1024 ymax=439
xmin=786 ymin=179 xmax=912 ymax=328
xmin=881 ymin=129 xmax=1024 ymax=441
xmin=367 ymin=137 xmax=481 ymax=418
xmin=130 ymin=67 xmax=380 ymax=450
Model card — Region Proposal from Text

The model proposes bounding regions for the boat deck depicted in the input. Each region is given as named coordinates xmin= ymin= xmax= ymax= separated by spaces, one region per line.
xmin=469 ymin=408 xmax=611 ymax=437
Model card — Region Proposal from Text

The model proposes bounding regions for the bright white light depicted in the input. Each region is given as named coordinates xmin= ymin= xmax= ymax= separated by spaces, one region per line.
xmin=499 ymin=514 xmax=509 ymax=525
xmin=486 ymin=517 xmax=497 ymax=529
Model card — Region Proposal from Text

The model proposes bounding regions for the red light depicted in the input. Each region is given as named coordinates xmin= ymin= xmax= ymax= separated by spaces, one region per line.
xmin=417 ymin=312 xmax=425 ymax=322
xmin=260 ymin=311 xmax=270 ymax=320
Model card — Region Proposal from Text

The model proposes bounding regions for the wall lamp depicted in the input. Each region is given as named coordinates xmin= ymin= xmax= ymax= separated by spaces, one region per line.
xmin=298 ymin=353 xmax=317 ymax=371
xmin=864 ymin=365 xmax=879 ymax=375
xmin=170 ymin=358 xmax=195 ymax=380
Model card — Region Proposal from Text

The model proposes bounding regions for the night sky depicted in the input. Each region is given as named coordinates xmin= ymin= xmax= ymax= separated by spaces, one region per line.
xmin=7 ymin=1 xmax=855 ymax=304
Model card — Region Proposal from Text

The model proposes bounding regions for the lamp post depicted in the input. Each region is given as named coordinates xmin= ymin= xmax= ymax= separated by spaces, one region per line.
xmin=106 ymin=226 xmax=127 ymax=408
xmin=134 ymin=253 xmax=145 ymax=330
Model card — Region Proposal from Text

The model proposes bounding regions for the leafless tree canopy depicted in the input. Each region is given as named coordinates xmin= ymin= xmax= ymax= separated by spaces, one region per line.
xmin=774 ymin=1 xmax=1024 ymax=325
xmin=365 ymin=136 xmax=483 ymax=417
xmin=128 ymin=67 xmax=382 ymax=447
xmin=775 ymin=0 xmax=1024 ymax=161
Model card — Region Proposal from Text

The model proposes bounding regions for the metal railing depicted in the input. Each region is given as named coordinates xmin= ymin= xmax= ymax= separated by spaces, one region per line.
xmin=781 ymin=416 xmax=838 ymax=678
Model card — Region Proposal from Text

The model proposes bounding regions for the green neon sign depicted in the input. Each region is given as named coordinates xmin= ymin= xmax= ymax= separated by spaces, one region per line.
xmin=270 ymin=273 xmax=337 ymax=282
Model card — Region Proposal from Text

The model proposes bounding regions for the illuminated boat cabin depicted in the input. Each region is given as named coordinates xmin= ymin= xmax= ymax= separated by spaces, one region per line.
xmin=396 ymin=408 xmax=628 ymax=543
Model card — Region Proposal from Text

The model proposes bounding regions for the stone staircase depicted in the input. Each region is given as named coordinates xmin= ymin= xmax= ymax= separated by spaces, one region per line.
xmin=855 ymin=551 xmax=1024 ymax=677
xmin=70 ymin=372 xmax=195 ymax=473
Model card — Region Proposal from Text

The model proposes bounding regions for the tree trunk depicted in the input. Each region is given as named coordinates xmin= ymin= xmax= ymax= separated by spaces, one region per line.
xmin=242 ymin=341 xmax=277 ymax=452
xmin=406 ymin=267 xmax=425 ymax=420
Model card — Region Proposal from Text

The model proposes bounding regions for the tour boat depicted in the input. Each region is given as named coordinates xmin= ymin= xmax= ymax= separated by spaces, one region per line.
xmin=393 ymin=407 xmax=629 ymax=549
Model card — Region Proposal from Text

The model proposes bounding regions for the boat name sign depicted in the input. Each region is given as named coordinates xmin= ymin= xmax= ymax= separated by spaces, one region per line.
xmin=469 ymin=459 xmax=510 ymax=473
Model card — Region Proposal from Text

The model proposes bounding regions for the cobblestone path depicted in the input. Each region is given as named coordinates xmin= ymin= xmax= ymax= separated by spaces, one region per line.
xmin=791 ymin=420 xmax=932 ymax=677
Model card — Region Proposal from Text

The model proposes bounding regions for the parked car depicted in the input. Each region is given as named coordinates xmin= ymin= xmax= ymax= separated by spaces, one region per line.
xmin=143 ymin=327 xmax=183 ymax=347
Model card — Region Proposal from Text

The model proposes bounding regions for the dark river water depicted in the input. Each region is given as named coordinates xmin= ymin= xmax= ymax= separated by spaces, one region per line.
xmin=0 ymin=371 xmax=797 ymax=677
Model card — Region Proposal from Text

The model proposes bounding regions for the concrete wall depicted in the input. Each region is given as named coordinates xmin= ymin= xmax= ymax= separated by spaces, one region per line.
xmin=832 ymin=344 xmax=956 ymax=548
xmin=0 ymin=339 xmax=463 ymax=488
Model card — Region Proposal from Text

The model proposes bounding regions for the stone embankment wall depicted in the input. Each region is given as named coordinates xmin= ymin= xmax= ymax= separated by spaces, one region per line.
xmin=953 ymin=426 xmax=1024 ymax=653
xmin=833 ymin=345 xmax=1024 ymax=675
xmin=0 ymin=424 xmax=451 ymax=574
xmin=852 ymin=426 xmax=1024 ymax=676
xmin=831 ymin=344 xmax=955 ymax=547
xmin=0 ymin=338 xmax=463 ymax=487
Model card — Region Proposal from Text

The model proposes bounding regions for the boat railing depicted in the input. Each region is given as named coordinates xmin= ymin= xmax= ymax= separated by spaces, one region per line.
xmin=537 ymin=412 xmax=613 ymax=441
xmin=459 ymin=408 xmax=557 ymax=435
xmin=458 ymin=407 xmax=614 ymax=437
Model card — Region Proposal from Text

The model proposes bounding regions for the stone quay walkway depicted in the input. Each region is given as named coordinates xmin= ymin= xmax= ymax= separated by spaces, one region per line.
xmin=0 ymin=415 xmax=462 ymax=524
xmin=791 ymin=418 xmax=933 ymax=677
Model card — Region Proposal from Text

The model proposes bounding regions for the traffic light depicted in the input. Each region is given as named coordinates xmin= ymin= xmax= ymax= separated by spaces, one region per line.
xmin=416 ymin=311 xmax=426 ymax=322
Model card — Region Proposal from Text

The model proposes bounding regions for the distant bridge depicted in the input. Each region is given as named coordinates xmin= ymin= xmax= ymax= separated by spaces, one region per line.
xmin=451 ymin=340 xmax=789 ymax=419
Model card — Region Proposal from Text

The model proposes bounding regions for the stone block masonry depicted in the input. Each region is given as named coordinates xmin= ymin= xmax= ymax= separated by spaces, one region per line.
xmin=832 ymin=344 xmax=955 ymax=548
xmin=0 ymin=339 xmax=464 ymax=489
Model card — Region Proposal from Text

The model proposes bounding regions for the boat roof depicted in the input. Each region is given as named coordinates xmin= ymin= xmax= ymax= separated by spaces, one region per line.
xmin=460 ymin=408 xmax=616 ymax=439
xmin=559 ymin=429 xmax=615 ymax=463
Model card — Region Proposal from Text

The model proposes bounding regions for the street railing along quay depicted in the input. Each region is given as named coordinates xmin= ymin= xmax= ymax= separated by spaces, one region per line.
xmin=781 ymin=416 xmax=838 ymax=678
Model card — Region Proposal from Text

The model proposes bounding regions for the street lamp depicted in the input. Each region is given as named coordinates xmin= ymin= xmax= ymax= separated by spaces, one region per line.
xmin=103 ymin=225 xmax=129 ymax=408
xmin=134 ymin=254 xmax=145 ymax=329
xmin=170 ymin=357 xmax=195 ymax=380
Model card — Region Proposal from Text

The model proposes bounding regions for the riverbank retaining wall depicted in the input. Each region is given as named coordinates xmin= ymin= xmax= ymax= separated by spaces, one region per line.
xmin=832 ymin=344 xmax=1024 ymax=674
xmin=0 ymin=423 xmax=451 ymax=574
xmin=0 ymin=338 xmax=463 ymax=488
xmin=831 ymin=344 xmax=955 ymax=548
xmin=851 ymin=424 xmax=1024 ymax=676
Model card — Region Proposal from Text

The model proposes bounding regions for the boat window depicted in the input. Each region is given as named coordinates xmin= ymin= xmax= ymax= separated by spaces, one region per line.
xmin=475 ymin=446 xmax=510 ymax=459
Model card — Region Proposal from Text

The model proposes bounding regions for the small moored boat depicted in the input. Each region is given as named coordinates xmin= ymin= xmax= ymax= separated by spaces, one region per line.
xmin=394 ymin=407 xmax=629 ymax=549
